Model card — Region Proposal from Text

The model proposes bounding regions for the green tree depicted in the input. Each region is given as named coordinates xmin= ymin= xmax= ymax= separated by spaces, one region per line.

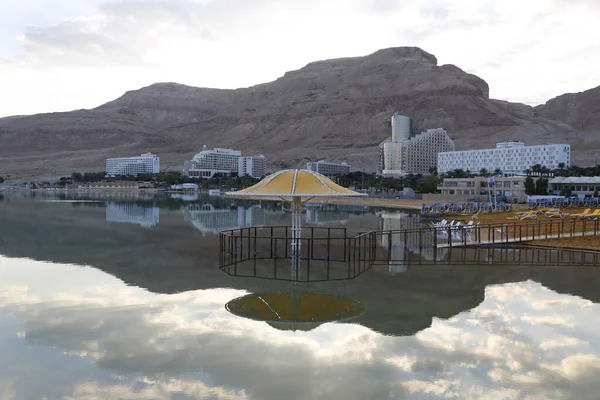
xmin=71 ymin=172 xmax=83 ymax=182
xmin=525 ymin=176 xmax=536 ymax=195
xmin=418 ymin=175 xmax=440 ymax=193
xmin=493 ymin=168 xmax=503 ymax=176
xmin=535 ymin=178 xmax=548 ymax=195
xmin=156 ymin=171 xmax=183 ymax=185
xmin=560 ymin=187 xmax=573 ymax=197
xmin=135 ymin=173 xmax=155 ymax=182
xmin=479 ymin=168 xmax=489 ymax=177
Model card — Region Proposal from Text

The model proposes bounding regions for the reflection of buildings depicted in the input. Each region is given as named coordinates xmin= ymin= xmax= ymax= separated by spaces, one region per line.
xmin=305 ymin=209 xmax=350 ymax=225
xmin=105 ymin=202 xmax=160 ymax=227
xmin=304 ymin=203 xmax=370 ymax=225
xmin=183 ymin=204 xmax=265 ymax=233
xmin=377 ymin=211 xmax=445 ymax=269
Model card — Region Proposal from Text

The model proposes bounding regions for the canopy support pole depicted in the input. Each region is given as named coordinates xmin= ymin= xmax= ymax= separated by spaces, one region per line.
xmin=291 ymin=197 xmax=302 ymax=276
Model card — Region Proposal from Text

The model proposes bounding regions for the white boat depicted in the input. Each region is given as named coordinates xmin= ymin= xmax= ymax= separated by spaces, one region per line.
xmin=208 ymin=189 xmax=221 ymax=196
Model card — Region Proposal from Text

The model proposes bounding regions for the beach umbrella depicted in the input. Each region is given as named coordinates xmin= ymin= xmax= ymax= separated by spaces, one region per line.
xmin=225 ymin=169 xmax=366 ymax=270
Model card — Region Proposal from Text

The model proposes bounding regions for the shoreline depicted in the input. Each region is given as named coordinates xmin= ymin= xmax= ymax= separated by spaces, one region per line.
xmin=224 ymin=195 xmax=436 ymax=210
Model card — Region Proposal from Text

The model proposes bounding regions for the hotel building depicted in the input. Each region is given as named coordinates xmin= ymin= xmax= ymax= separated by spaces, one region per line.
xmin=239 ymin=155 xmax=266 ymax=178
xmin=436 ymin=176 xmax=532 ymax=203
xmin=549 ymin=177 xmax=600 ymax=198
xmin=437 ymin=141 xmax=571 ymax=176
xmin=306 ymin=160 xmax=351 ymax=178
xmin=379 ymin=114 xmax=455 ymax=176
xmin=106 ymin=153 xmax=160 ymax=176
xmin=184 ymin=147 xmax=266 ymax=179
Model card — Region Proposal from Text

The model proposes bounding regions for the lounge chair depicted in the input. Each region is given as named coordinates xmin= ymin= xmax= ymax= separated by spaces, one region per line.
xmin=572 ymin=209 xmax=592 ymax=219
xmin=544 ymin=208 xmax=570 ymax=219
xmin=583 ymin=210 xmax=600 ymax=219
xmin=507 ymin=210 xmax=537 ymax=220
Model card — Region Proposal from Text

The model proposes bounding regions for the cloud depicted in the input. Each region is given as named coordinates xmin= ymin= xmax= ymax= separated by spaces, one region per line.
xmin=1 ymin=0 xmax=600 ymax=116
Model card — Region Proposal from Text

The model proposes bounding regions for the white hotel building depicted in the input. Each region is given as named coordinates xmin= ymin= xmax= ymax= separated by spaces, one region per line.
xmin=239 ymin=155 xmax=266 ymax=178
xmin=379 ymin=114 xmax=455 ymax=176
xmin=437 ymin=141 xmax=571 ymax=176
xmin=306 ymin=160 xmax=351 ymax=178
xmin=185 ymin=147 xmax=266 ymax=179
xmin=106 ymin=153 xmax=160 ymax=176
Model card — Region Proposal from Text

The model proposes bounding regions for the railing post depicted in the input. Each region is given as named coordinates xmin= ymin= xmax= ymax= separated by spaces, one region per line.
xmin=343 ymin=228 xmax=347 ymax=262
xmin=327 ymin=228 xmax=331 ymax=262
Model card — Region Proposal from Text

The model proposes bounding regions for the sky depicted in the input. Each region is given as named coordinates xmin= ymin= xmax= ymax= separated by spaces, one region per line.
xmin=0 ymin=0 xmax=599 ymax=117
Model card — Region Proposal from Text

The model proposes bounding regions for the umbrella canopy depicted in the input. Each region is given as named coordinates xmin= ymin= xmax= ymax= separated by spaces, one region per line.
xmin=225 ymin=169 xmax=366 ymax=197
xmin=225 ymin=292 xmax=365 ymax=332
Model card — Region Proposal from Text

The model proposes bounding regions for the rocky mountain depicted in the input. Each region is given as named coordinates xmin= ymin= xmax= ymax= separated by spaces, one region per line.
xmin=0 ymin=46 xmax=599 ymax=179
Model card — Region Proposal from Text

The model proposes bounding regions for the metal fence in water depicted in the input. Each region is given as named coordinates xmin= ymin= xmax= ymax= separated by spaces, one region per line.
xmin=219 ymin=226 xmax=376 ymax=281
xmin=218 ymin=223 xmax=600 ymax=277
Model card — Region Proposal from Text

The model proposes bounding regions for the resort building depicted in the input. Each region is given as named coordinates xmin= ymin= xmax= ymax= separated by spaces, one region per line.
xmin=306 ymin=160 xmax=351 ymax=178
xmin=549 ymin=177 xmax=600 ymax=198
xmin=185 ymin=147 xmax=241 ymax=179
xmin=379 ymin=114 xmax=455 ymax=176
xmin=437 ymin=141 xmax=571 ymax=176
xmin=106 ymin=153 xmax=160 ymax=177
xmin=435 ymin=176 xmax=532 ymax=203
xmin=238 ymin=155 xmax=266 ymax=178
xmin=184 ymin=146 xmax=266 ymax=179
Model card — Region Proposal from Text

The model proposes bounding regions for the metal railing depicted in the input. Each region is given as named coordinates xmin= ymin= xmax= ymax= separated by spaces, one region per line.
xmin=374 ymin=218 xmax=600 ymax=250
xmin=218 ymin=221 xmax=600 ymax=277
xmin=219 ymin=226 xmax=376 ymax=281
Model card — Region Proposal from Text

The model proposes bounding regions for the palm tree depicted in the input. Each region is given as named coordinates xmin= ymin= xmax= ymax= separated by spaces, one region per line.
xmin=479 ymin=168 xmax=489 ymax=177
xmin=493 ymin=168 xmax=503 ymax=176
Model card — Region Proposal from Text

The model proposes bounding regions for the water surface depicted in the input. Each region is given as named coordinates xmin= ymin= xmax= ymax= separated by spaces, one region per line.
xmin=1 ymin=193 xmax=600 ymax=399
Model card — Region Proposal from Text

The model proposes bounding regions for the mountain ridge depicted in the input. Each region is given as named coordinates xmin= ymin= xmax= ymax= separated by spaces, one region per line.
xmin=0 ymin=46 xmax=599 ymax=179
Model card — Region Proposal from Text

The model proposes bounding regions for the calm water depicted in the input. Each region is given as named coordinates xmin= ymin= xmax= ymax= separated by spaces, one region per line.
xmin=1 ymin=193 xmax=600 ymax=399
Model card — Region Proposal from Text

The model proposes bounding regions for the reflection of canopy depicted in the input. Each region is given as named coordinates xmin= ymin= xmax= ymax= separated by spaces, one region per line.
xmin=226 ymin=292 xmax=365 ymax=331
xmin=225 ymin=169 xmax=366 ymax=197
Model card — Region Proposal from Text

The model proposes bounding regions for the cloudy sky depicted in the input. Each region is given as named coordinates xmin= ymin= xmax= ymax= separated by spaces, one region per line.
xmin=1 ymin=0 xmax=599 ymax=117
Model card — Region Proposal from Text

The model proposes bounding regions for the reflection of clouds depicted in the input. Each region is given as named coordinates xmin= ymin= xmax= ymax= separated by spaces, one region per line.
xmin=3 ymin=259 xmax=600 ymax=399
xmin=64 ymin=379 xmax=247 ymax=400
xmin=0 ymin=380 xmax=15 ymax=400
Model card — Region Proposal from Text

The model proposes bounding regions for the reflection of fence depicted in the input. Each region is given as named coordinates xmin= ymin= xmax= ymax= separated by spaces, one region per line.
xmin=218 ymin=226 xmax=376 ymax=281
xmin=379 ymin=219 xmax=600 ymax=249
xmin=218 ymin=222 xmax=600 ymax=276
xmin=371 ymin=245 xmax=600 ymax=266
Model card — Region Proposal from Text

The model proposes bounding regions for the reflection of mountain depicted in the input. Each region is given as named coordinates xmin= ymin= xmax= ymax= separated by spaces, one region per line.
xmin=2 ymin=197 xmax=600 ymax=337
xmin=105 ymin=202 xmax=160 ymax=227
xmin=183 ymin=204 xmax=265 ymax=233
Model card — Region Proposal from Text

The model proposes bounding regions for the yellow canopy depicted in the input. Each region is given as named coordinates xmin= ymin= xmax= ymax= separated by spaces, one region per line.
xmin=225 ymin=292 xmax=365 ymax=331
xmin=225 ymin=169 xmax=366 ymax=197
